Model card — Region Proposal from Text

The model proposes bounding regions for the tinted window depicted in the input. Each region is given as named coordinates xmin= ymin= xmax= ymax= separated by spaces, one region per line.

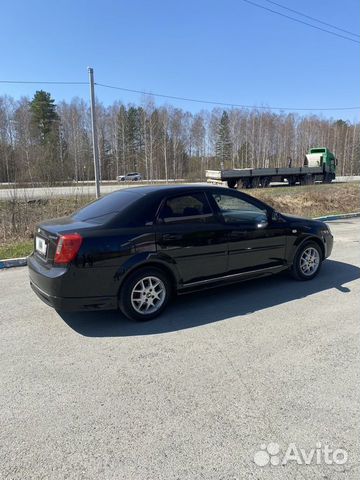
xmin=211 ymin=193 xmax=267 ymax=225
xmin=159 ymin=192 xmax=212 ymax=224
xmin=73 ymin=191 xmax=141 ymax=222
xmin=116 ymin=195 xmax=160 ymax=227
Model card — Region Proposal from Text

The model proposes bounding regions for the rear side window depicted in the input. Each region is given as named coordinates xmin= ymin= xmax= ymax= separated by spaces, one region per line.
xmin=158 ymin=192 xmax=212 ymax=224
xmin=115 ymin=195 xmax=160 ymax=227
xmin=73 ymin=191 xmax=141 ymax=223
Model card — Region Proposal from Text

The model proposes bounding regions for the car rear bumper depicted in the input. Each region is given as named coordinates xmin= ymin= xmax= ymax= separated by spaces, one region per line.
xmin=28 ymin=255 xmax=117 ymax=311
xmin=30 ymin=280 xmax=117 ymax=311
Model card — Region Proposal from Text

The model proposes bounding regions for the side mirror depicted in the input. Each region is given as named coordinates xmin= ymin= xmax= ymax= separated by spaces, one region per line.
xmin=271 ymin=211 xmax=281 ymax=222
xmin=257 ymin=218 xmax=268 ymax=229
xmin=255 ymin=214 xmax=269 ymax=229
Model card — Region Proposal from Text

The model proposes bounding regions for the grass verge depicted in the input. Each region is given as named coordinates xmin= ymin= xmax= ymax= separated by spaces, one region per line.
xmin=0 ymin=195 xmax=92 ymax=259
xmin=248 ymin=182 xmax=359 ymax=218
xmin=0 ymin=241 xmax=34 ymax=259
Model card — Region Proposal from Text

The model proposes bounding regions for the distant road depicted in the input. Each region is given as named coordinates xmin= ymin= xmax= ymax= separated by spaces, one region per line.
xmin=0 ymin=183 xmax=149 ymax=200
xmin=0 ymin=182 xmax=189 ymax=200
xmin=335 ymin=175 xmax=360 ymax=183
xmin=0 ymin=176 xmax=358 ymax=200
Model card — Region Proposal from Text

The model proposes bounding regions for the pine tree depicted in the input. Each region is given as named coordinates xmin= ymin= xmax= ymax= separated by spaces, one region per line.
xmin=29 ymin=90 xmax=61 ymax=183
xmin=215 ymin=111 xmax=232 ymax=167
xmin=29 ymin=90 xmax=59 ymax=143
xmin=126 ymin=107 xmax=142 ymax=171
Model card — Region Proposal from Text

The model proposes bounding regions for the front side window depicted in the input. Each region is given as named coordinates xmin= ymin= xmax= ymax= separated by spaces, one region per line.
xmin=158 ymin=192 xmax=212 ymax=224
xmin=211 ymin=193 xmax=268 ymax=225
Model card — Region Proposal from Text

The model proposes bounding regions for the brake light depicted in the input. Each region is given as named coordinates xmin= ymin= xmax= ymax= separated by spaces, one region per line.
xmin=54 ymin=234 xmax=83 ymax=264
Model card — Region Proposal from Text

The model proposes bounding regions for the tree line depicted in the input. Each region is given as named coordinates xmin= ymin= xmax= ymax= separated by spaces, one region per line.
xmin=0 ymin=90 xmax=359 ymax=184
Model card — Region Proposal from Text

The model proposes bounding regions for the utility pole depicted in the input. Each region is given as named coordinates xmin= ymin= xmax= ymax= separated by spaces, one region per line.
xmin=88 ymin=67 xmax=100 ymax=198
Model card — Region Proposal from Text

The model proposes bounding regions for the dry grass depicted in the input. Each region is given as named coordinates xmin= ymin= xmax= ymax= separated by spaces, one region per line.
xmin=249 ymin=183 xmax=359 ymax=218
xmin=0 ymin=195 xmax=92 ymax=257
xmin=0 ymin=183 xmax=359 ymax=259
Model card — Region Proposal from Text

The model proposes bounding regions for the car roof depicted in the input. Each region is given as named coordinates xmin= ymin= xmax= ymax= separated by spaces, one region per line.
xmin=117 ymin=183 xmax=227 ymax=196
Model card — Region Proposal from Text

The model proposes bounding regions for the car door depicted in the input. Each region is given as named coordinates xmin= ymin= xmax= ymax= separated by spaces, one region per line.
xmin=207 ymin=190 xmax=287 ymax=274
xmin=156 ymin=191 xmax=228 ymax=284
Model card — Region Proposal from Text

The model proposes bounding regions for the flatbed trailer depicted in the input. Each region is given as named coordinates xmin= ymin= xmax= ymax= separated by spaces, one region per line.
xmin=206 ymin=147 xmax=337 ymax=189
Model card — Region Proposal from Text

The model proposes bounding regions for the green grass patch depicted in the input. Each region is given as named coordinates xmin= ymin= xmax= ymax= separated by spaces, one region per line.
xmin=0 ymin=240 xmax=33 ymax=260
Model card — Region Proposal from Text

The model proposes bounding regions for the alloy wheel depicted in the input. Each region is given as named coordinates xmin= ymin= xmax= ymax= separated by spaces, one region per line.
xmin=130 ymin=276 xmax=166 ymax=314
xmin=299 ymin=247 xmax=320 ymax=276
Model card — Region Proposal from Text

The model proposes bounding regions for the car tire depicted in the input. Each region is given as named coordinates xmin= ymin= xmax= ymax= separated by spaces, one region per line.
xmin=290 ymin=241 xmax=322 ymax=281
xmin=119 ymin=267 xmax=172 ymax=321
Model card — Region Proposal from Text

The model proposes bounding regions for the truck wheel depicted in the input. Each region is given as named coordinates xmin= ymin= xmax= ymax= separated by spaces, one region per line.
xmin=300 ymin=175 xmax=314 ymax=186
xmin=227 ymin=179 xmax=237 ymax=189
xmin=252 ymin=177 xmax=260 ymax=188
xmin=238 ymin=178 xmax=252 ymax=188
xmin=261 ymin=177 xmax=271 ymax=188
xmin=237 ymin=179 xmax=250 ymax=189
xmin=323 ymin=173 xmax=332 ymax=184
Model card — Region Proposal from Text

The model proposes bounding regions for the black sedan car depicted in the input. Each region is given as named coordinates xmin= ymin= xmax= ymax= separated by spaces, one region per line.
xmin=28 ymin=185 xmax=333 ymax=321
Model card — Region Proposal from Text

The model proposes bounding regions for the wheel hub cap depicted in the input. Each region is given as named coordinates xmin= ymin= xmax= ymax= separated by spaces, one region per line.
xmin=300 ymin=247 xmax=320 ymax=276
xmin=131 ymin=276 xmax=166 ymax=314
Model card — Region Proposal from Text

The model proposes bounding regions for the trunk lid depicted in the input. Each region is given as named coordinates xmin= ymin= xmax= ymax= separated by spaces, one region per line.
xmin=34 ymin=216 xmax=99 ymax=266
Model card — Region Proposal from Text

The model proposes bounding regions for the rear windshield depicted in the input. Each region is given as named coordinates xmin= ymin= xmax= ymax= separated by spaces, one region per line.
xmin=73 ymin=190 xmax=141 ymax=223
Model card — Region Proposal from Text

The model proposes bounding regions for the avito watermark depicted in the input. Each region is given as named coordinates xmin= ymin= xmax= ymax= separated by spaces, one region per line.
xmin=254 ymin=442 xmax=348 ymax=467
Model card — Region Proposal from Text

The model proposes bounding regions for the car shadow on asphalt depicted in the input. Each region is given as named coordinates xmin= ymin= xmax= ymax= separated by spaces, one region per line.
xmin=58 ymin=259 xmax=360 ymax=337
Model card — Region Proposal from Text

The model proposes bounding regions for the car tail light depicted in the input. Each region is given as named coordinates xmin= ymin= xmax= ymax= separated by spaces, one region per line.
xmin=54 ymin=234 xmax=83 ymax=264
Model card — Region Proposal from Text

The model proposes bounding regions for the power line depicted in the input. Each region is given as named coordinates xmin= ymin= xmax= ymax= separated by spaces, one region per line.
xmin=240 ymin=0 xmax=360 ymax=44
xmin=96 ymin=82 xmax=360 ymax=111
xmin=263 ymin=0 xmax=360 ymax=38
xmin=0 ymin=79 xmax=359 ymax=111
xmin=0 ymin=80 xmax=88 ymax=85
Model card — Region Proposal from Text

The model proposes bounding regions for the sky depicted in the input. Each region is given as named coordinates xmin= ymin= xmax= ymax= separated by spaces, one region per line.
xmin=1 ymin=0 xmax=359 ymax=121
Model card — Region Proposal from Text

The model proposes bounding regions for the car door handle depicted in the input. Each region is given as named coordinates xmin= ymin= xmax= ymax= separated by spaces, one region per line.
xmin=161 ymin=234 xmax=182 ymax=241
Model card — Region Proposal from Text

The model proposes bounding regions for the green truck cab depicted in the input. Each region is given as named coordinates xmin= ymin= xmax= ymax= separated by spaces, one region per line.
xmin=306 ymin=148 xmax=337 ymax=174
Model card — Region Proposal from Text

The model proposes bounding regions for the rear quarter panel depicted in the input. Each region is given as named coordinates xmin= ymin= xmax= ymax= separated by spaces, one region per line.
xmin=61 ymin=228 xmax=158 ymax=298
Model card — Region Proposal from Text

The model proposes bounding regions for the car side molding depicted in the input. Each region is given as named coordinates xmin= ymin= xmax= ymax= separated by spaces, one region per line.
xmin=182 ymin=264 xmax=286 ymax=288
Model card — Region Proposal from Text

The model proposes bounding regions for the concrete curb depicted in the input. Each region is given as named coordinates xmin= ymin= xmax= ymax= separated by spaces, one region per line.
xmin=0 ymin=257 xmax=28 ymax=269
xmin=313 ymin=212 xmax=360 ymax=221
xmin=1 ymin=212 xmax=360 ymax=269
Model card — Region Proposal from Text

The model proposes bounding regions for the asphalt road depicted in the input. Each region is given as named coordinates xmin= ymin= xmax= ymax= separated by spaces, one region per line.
xmin=0 ymin=183 xmax=142 ymax=200
xmin=0 ymin=219 xmax=359 ymax=479
xmin=0 ymin=176 xmax=358 ymax=200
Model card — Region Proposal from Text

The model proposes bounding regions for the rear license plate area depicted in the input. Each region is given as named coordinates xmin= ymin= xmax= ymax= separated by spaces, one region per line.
xmin=35 ymin=236 xmax=47 ymax=257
